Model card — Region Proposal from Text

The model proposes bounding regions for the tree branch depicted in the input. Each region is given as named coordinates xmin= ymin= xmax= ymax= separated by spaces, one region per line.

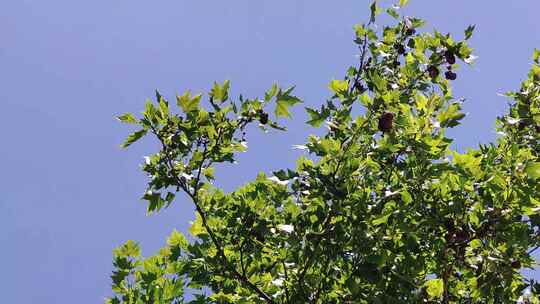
xmin=152 ymin=125 xmax=276 ymax=304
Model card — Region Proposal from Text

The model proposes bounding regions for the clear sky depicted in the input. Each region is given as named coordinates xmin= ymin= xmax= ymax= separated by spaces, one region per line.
xmin=1 ymin=1 xmax=539 ymax=302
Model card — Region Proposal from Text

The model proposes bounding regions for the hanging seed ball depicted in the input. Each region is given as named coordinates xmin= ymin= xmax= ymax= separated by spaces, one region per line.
xmin=535 ymin=125 xmax=540 ymax=133
xmin=355 ymin=81 xmax=365 ymax=93
xmin=444 ymin=50 xmax=456 ymax=64
xmin=259 ymin=112 xmax=269 ymax=124
xmin=511 ymin=260 xmax=522 ymax=269
xmin=444 ymin=219 xmax=455 ymax=232
xmin=406 ymin=28 xmax=416 ymax=36
xmin=454 ymin=229 xmax=469 ymax=243
xmin=428 ymin=65 xmax=440 ymax=78
xmin=378 ymin=112 xmax=395 ymax=133
xmin=445 ymin=71 xmax=457 ymax=80
xmin=395 ymin=43 xmax=406 ymax=55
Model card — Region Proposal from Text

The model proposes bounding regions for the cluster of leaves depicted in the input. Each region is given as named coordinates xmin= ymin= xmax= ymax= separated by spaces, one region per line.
xmin=108 ymin=1 xmax=540 ymax=303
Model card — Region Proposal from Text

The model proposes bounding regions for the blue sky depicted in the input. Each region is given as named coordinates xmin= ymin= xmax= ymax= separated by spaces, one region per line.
xmin=1 ymin=1 xmax=539 ymax=302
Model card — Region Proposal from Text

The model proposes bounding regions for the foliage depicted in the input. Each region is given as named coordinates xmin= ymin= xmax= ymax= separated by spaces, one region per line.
xmin=108 ymin=1 xmax=540 ymax=303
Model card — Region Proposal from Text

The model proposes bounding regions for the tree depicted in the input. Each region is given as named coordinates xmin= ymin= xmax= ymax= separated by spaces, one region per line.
xmin=108 ymin=1 xmax=540 ymax=303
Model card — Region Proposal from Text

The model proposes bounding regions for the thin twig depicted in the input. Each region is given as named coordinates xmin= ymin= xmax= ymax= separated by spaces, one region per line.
xmin=152 ymin=124 xmax=276 ymax=303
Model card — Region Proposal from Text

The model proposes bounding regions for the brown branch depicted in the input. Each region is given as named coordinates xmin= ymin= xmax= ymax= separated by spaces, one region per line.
xmin=282 ymin=261 xmax=291 ymax=304
xmin=348 ymin=17 xmax=374 ymax=96
xmin=151 ymin=125 xmax=276 ymax=304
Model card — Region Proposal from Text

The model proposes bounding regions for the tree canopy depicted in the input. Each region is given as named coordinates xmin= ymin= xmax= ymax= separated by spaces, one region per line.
xmin=108 ymin=1 xmax=540 ymax=303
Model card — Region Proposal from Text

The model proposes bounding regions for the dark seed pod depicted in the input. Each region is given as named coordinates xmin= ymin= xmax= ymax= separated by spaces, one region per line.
xmin=454 ymin=229 xmax=469 ymax=243
xmin=445 ymin=232 xmax=453 ymax=243
xmin=395 ymin=44 xmax=406 ymax=55
xmin=406 ymin=28 xmax=416 ymax=36
xmin=427 ymin=65 xmax=439 ymax=78
xmin=511 ymin=260 xmax=521 ymax=269
xmin=444 ymin=50 xmax=456 ymax=64
xmin=444 ymin=219 xmax=455 ymax=232
xmin=535 ymin=125 xmax=540 ymax=133
xmin=255 ymin=231 xmax=265 ymax=242
xmin=445 ymin=71 xmax=457 ymax=80
xmin=378 ymin=112 xmax=394 ymax=133
xmin=355 ymin=81 xmax=365 ymax=93
xmin=259 ymin=112 xmax=269 ymax=124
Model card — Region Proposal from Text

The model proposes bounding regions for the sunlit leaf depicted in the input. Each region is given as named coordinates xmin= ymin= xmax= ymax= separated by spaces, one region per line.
xmin=117 ymin=113 xmax=138 ymax=124
xmin=425 ymin=278 xmax=444 ymax=300
xmin=525 ymin=162 xmax=540 ymax=179
xmin=465 ymin=24 xmax=476 ymax=40
xmin=176 ymin=91 xmax=201 ymax=113
xmin=121 ymin=129 xmax=147 ymax=148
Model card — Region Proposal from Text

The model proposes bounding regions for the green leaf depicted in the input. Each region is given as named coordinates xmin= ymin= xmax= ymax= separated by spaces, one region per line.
xmin=189 ymin=213 xmax=207 ymax=236
xmin=425 ymin=278 xmax=444 ymax=300
xmin=159 ymin=98 xmax=169 ymax=119
xmin=370 ymin=1 xmax=380 ymax=23
xmin=305 ymin=107 xmax=328 ymax=127
xmin=167 ymin=229 xmax=188 ymax=249
xmin=210 ymin=80 xmax=230 ymax=103
xmin=143 ymin=190 xmax=166 ymax=214
xmin=400 ymin=190 xmax=413 ymax=204
xmin=372 ymin=213 xmax=391 ymax=226
xmin=117 ymin=113 xmax=138 ymax=124
xmin=265 ymin=83 xmax=279 ymax=102
xmin=328 ymin=79 xmax=349 ymax=95
xmin=275 ymin=100 xmax=292 ymax=118
xmin=144 ymin=100 xmax=158 ymax=123
xmin=438 ymin=102 xmax=465 ymax=128
xmin=464 ymin=25 xmax=475 ymax=40
xmin=399 ymin=0 xmax=409 ymax=7
xmin=359 ymin=93 xmax=372 ymax=107
xmin=525 ymin=162 xmax=540 ymax=179
xmin=114 ymin=240 xmax=141 ymax=258
xmin=275 ymin=87 xmax=302 ymax=118
xmin=386 ymin=8 xmax=399 ymax=19
xmin=203 ymin=167 xmax=215 ymax=180
xmin=354 ymin=24 xmax=366 ymax=38
xmin=121 ymin=129 xmax=148 ymax=148
xmin=176 ymin=91 xmax=202 ymax=113
xmin=533 ymin=48 xmax=540 ymax=64
xmin=371 ymin=72 xmax=386 ymax=92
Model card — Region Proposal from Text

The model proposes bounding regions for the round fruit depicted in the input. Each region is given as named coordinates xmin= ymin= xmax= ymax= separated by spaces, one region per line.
xmin=395 ymin=44 xmax=405 ymax=55
xmin=378 ymin=112 xmax=394 ymax=133
xmin=259 ymin=112 xmax=269 ymax=125
xmin=427 ymin=65 xmax=439 ymax=78
xmin=511 ymin=260 xmax=521 ymax=269
xmin=444 ymin=50 xmax=456 ymax=64
xmin=454 ymin=229 xmax=469 ymax=243
xmin=355 ymin=81 xmax=365 ymax=93
xmin=445 ymin=71 xmax=457 ymax=80
xmin=444 ymin=219 xmax=455 ymax=231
